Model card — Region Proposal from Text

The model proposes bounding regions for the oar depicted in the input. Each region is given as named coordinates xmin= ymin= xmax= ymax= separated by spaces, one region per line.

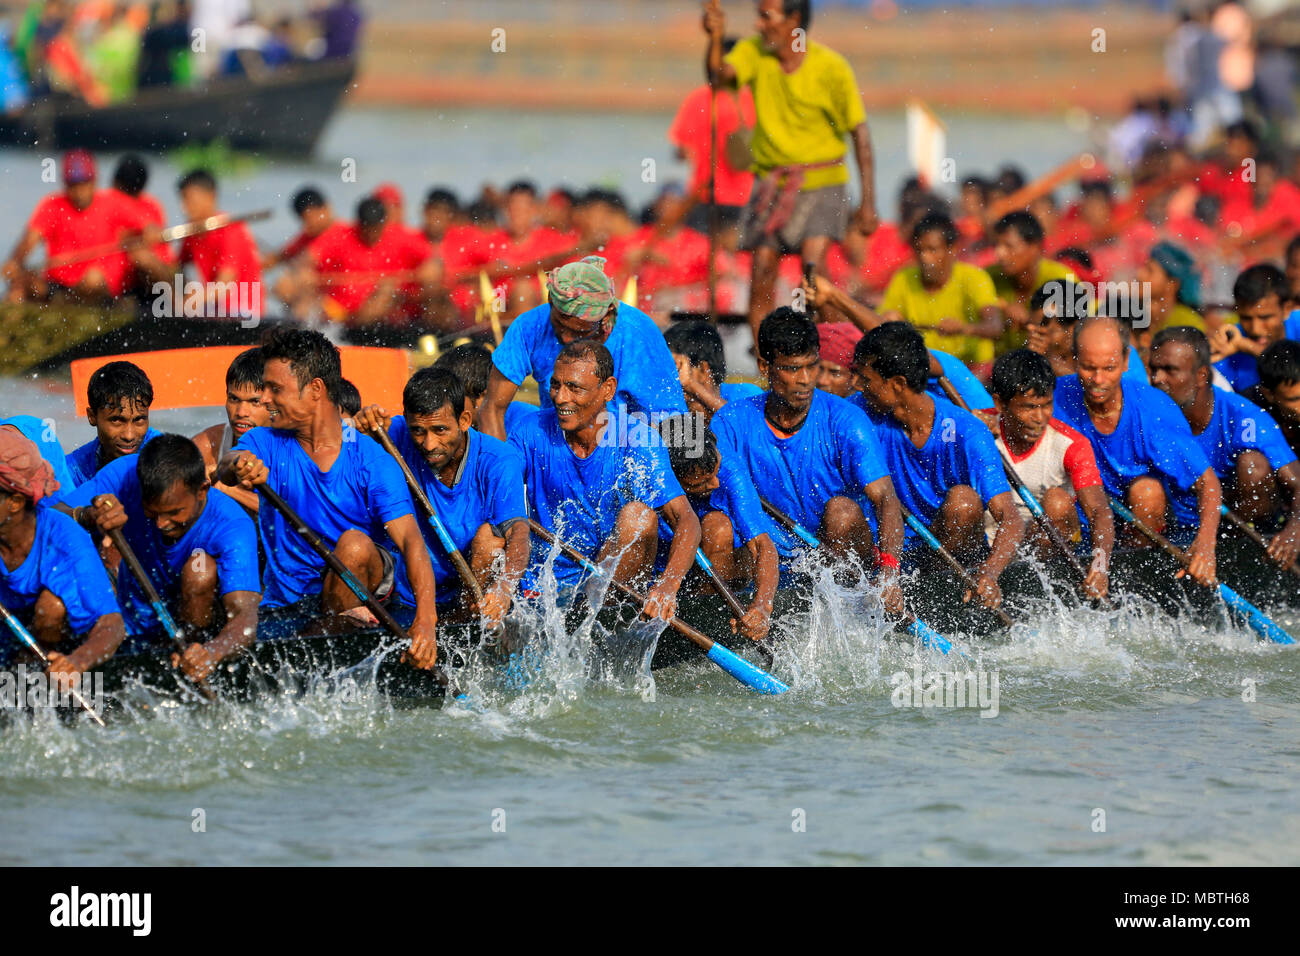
xmin=900 ymin=503 xmax=1016 ymax=629
xmin=527 ymin=519 xmax=788 ymax=694
xmin=0 ymin=597 xmax=105 ymax=726
xmin=1109 ymin=496 xmax=1294 ymax=645
xmin=108 ymin=527 xmax=217 ymax=701
xmin=256 ymin=483 xmax=467 ymax=692
xmin=43 ymin=209 xmax=273 ymax=270
xmin=758 ymin=496 xmax=957 ymax=653
xmin=937 ymin=376 xmax=1109 ymax=604
xmin=1219 ymin=504 xmax=1300 ymax=584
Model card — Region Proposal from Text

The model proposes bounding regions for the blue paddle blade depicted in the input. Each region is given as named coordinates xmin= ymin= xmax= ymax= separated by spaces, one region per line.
xmin=705 ymin=642 xmax=789 ymax=694
xmin=905 ymin=617 xmax=953 ymax=655
xmin=1216 ymin=583 xmax=1296 ymax=645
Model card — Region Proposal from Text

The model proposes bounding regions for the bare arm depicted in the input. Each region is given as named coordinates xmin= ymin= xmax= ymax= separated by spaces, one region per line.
xmin=747 ymin=532 xmax=779 ymax=624
xmin=982 ymin=490 xmax=1027 ymax=583
xmin=386 ymin=513 xmax=440 ymax=668
xmin=176 ymin=590 xmax=259 ymax=682
xmin=863 ymin=475 xmax=903 ymax=560
xmin=703 ymin=1 xmax=737 ymax=87
xmin=649 ymin=494 xmax=702 ymax=621
xmin=1076 ymin=483 xmax=1115 ymax=598
xmin=477 ymin=366 xmax=521 ymax=441
xmin=850 ymin=123 xmax=878 ymax=233
xmin=1184 ymin=468 xmax=1222 ymax=586
xmin=1267 ymin=462 xmax=1300 ymax=567
xmin=48 ymin=612 xmax=127 ymax=682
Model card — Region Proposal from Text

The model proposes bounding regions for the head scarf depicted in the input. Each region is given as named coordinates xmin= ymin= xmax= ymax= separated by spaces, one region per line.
xmin=818 ymin=322 xmax=863 ymax=369
xmin=546 ymin=256 xmax=616 ymax=322
xmin=0 ymin=428 xmax=58 ymax=504
xmin=1149 ymin=241 xmax=1201 ymax=309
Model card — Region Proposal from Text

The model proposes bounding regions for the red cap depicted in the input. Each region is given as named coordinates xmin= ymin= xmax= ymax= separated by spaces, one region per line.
xmin=372 ymin=182 xmax=404 ymax=208
xmin=63 ymin=149 xmax=97 ymax=185
xmin=818 ymin=322 xmax=862 ymax=370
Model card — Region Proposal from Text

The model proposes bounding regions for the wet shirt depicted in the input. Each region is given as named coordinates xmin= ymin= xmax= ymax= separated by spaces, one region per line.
xmin=66 ymin=428 xmax=162 ymax=488
xmin=686 ymin=456 xmax=773 ymax=549
xmin=1193 ymin=387 xmax=1298 ymax=480
xmin=928 ymin=349 xmax=994 ymax=409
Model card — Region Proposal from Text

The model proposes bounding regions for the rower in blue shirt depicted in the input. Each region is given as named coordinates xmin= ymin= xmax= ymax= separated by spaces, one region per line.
xmin=0 ymin=429 xmax=125 ymax=683
xmin=1053 ymin=315 xmax=1222 ymax=586
xmin=710 ymin=308 xmax=906 ymax=614
xmin=1149 ymin=326 xmax=1300 ymax=569
xmin=217 ymin=328 xmax=442 ymax=671
xmin=354 ymin=367 xmax=530 ymax=632
xmin=508 ymin=339 xmax=700 ymax=622
xmin=1212 ymin=264 xmax=1300 ymax=392
xmin=432 ymin=342 xmax=539 ymax=436
xmin=479 ymin=255 xmax=686 ymax=440
xmin=58 ymin=434 xmax=260 ymax=683
xmin=663 ymin=415 xmax=779 ymax=643
xmin=66 ymin=361 xmax=163 ymax=488
xmin=1 ymin=415 xmax=74 ymax=492
xmin=852 ymin=321 xmax=1025 ymax=611
xmin=665 ymin=319 xmax=762 ymax=421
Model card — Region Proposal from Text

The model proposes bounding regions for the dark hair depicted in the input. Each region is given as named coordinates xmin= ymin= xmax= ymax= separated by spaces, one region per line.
xmin=961 ymin=175 xmax=989 ymax=199
xmin=1151 ymin=325 xmax=1211 ymax=371
xmin=424 ymin=187 xmax=460 ymax=211
xmin=1072 ymin=314 xmax=1131 ymax=356
xmin=1233 ymin=263 xmax=1288 ymax=309
xmin=333 ymin=378 xmax=361 ymax=417
xmin=177 ymin=167 xmax=216 ymax=194
xmin=910 ymin=210 xmax=958 ymax=247
xmin=357 ymin=197 xmax=387 ymax=228
xmin=433 ymin=344 xmax=494 ymax=402
xmin=137 ymin=433 xmax=206 ymax=504
xmin=226 ymin=347 xmax=264 ymax=391
xmin=292 ymin=186 xmax=327 ymax=217
xmin=855 ymin=321 xmax=929 ymax=393
xmin=87 ymin=361 xmax=153 ymax=413
xmin=781 ymin=0 xmax=812 ymax=29
xmin=1225 ymin=119 xmax=1260 ymax=145
xmin=1080 ymin=180 xmax=1114 ymax=202
xmin=664 ymin=320 xmax=727 ymax=387
xmin=995 ymin=165 xmax=1028 ymax=194
xmin=506 ymin=179 xmax=537 ymax=198
xmin=991 ymin=348 xmax=1056 ymax=402
xmin=662 ymin=414 xmax=719 ymax=480
xmin=757 ymin=307 xmax=818 ymax=363
xmin=403 ymin=367 xmax=465 ymax=419
xmin=555 ymin=339 xmax=614 ymax=382
xmin=260 ymin=327 xmax=341 ymax=392
xmin=112 ymin=154 xmax=148 ymax=196
xmin=1259 ymin=339 xmax=1300 ymax=391
xmin=993 ymin=211 xmax=1044 ymax=246
xmin=1286 ymin=233 xmax=1300 ymax=265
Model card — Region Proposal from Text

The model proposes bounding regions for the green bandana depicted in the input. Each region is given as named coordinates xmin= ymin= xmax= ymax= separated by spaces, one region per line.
xmin=546 ymin=256 xmax=616 ymax=322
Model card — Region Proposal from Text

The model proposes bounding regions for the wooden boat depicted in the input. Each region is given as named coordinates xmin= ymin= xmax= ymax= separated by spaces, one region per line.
xmin=0 ymin=59 xmax=356 ymax=157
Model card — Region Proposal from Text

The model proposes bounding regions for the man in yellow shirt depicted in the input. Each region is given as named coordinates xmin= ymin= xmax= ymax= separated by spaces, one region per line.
xmin=878 ymin=212 xmax=1004 ymax=376
xmin=703 ymin=0 xmax=879 ymax=348
xmin=986 ymin=212 xmax=1075 ymax=356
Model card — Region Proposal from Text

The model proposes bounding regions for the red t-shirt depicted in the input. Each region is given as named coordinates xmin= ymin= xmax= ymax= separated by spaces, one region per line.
xmin=1197 ymin=161 xmax=1253 ymax=228
xmin=626 ymin=225 xmax=711 ymax=313
xmin=179 ymin=218 xmax=264 ymax=318
xmin=668 ymin=84 xmax=756 ymax=207
xmin=857 ymin=222 xmax=912 ymax=293
xmin=313 ymin=222 xmax=432 ymax=314
xmin=28 ymin=189 xmax=145 ymax=294
xmin=107 ymin=188 xmax=175 ymax=264
xmin=278 ymin=220 xmax=345 ymax=262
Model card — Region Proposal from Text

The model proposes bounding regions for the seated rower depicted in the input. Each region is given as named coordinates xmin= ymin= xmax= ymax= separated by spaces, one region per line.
xmin=432 ymin=342 xmax=538 ymax=433
xmin=508 ymin=340 xmax=700 ymax=621
xmin=1025 ymin=279 xmax=1147 ymax=381
xmin=662 ymin=414 xmax=778 ymax=642
xmin=0 ymin=430 xmax=125 ymax=688
xmin=353 ymin=368 xmax=530 ymax=630
xmin=978 ymin=349 xmax=1115 ymax=598
xmin=1244 ymin=340 xmax=1300 ymax=455
xmin=711 ymin=309 xmax=905 ymax=612
xmin=67 ymin=360 xmax=162 ymax=488
xmin=176 ymin=168 xmax=264 ymax=323
xmin=1053 ymin=316 xmax=1221 ymax=585
xmin=58 ymin=434 xmax=260 ymax=683
xmin=217 ymin=328 xmax=441 ymax=669
xmin=1 ymin=415 xmax=74 ymax=491
xmin=1212 ymin=264 xmax=1300 ymax=392
xmin=664 ymin=319 xmax=763 ymax=418
xmin=479 ymin=255 xmax=686 ymax=441
xmin=1149 ymin=326 xmax=1300 ymax=568
xmin=853 ymin=322 xmax=1025 ymax=609
xmin=193 ymin=347 xmax=271 ymax=513
xmin=815 ymin=322 xmax=862 ymax=399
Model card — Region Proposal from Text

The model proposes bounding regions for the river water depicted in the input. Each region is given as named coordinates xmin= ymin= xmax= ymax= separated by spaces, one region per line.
xmin=2 ymin=107 xmax=1298 ymax=866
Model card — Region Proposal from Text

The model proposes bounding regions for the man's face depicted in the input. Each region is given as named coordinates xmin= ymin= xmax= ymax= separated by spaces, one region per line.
xmin=855 ymin=361 xmax=898 ymax=416
xmin=817 ymin=359 xmax=856 ymax=398
xmin=1148 ymin=340 xmax=1204 ymax=411
xmin=1026 ymin=309 xmax=1073 ymax=357
xmin=66 ymin=182 xmax=94 ymax=211
xmin=960 ymin=185 xmax=985 ymax=218
xmin=761 ymin=350 xmax=818 ymax=414
xmin=180 ymin=184 xmax=217 ymax=220
xmin=143 ymin=480 xmax=208 ymax=541
xmin=423 ymin=202 xmax=454 ymax=238
xmin=1136 ymin=257 xmax=1173 ymax=300
xmin=87 ymin=398 xmax=150 ymax=461
xmin=1080 ymin=193 xmax=1112 ymax=231
xmin=914 ymin=229 xmax=953 ymax=286
xmin=226 ymin=383 xmax=271 ymax=439
xmin=1264 ymin=379 xmax=1300 ymax=419
xmin=359 ymin=221 xmax=386 ymax=246
xmin=262 ymin=359 xmax=318 ymax=429
xmin=1238 ymin=294 xmax=1286 ymax=346
xmin=549 ymin=357 xmax=614 ymax=433
xmin=405 ymin=403 xmax=471 ymax=471
xmin=996 ymin=389 xmax=1054 ymax=445
xmin=995 ymin=229 xmax=1038 ymax=277
xmin=505 ymin=191 xmax=537 ymax=236
xmin=756 ymin=0 xmax=796 ymax=52
xmin=301 ymin=205 xmax=332 ymax=237
xmin=549 ymin=304 xmax=612 ymax=347
xmin=1225 ymin=132 xmax=1253 ymax=169
xmin=1075 ymin=324 xmax=1126 ymax=407
xmin=678 ymin=458 xmax=722 ymax=499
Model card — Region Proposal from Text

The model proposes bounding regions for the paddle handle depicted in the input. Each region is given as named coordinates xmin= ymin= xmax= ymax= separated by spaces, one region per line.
xmin=43 ymin=209 xmax=272 ymax=270
xmin=1219 ymin=505 xmax=1300 ymax=583
xmin=0 ymin=600 xmax=106 ymax=726
xmin=759 ymin=497 xmax=822 ymax=548
xmin=902 ymin=506 xmax=1015 ymax=629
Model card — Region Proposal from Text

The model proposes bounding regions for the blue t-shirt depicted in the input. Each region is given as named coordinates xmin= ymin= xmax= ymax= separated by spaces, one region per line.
xmin=0 ymin=507 xmax=119 ymax=640
xmin=388 ymin=418 xmax=527 ymax=593
xmin=720 ymin=382 xmax=764 ymax=404
xmin=504 ymin=401 xmax=539 ymax=434
xmin=852 ymin=392 xmax=1011 ymax=541
xmin=1213 ymin=313 xmax=1300 ymax=392
xmin=711 ymin=390 xmax=889 ymax=560
xmin=928 ymin=349 xmax=994 ymax=410
xmin=233 ymin=426 xmax=416 ymax=608
xmin=687 ymin=456 xmax=773 ymax=549
xmin=1 ymin=415 xmax=74 ymax=494
xmin=491 ymin=301 xmax=687 ymax=419
xmin=509 ymin=406 xmax=685 ymax=587
xmin=66 ymin=427 xmax=162 ymax=488
xmin=1125 ymin=344 xmax=1147 ymax=382
xmin=62 ymin=454 xmax=260 ymax=635
xmin=1193 ymin=387 xmax=1298 ymax=480
xmin=1054 ymin=376 xmax=1211 ymax=524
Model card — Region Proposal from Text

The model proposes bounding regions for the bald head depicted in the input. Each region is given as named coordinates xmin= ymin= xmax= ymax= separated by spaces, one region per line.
xmin=1073 ymin=315 xmax=1130 ymax=361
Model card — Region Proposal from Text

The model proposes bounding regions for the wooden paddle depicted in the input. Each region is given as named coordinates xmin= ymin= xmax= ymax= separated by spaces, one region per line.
xmin=0 ymin=597 xmax=105 ymax=726
xmin=527 ymin=519 xmax=788 ymax=694
xmin=1219 ymin=504 xmax=1300 ymax=583
xmin=986 ymin=153 xmax=1096 ymax=223
xmin=108 ymin=527 xmax=217 ymax=701
xmin=899 ymin=503 xmax=1016 ymax=629
xmin=42 ymin=209 xmax=273 ymax=271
